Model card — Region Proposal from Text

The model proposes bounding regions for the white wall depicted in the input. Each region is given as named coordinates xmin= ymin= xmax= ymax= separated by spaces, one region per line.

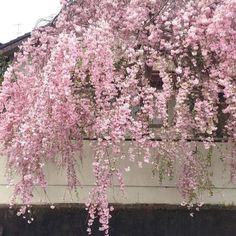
xmin=0 ymin=141 xmax=235 ymax=206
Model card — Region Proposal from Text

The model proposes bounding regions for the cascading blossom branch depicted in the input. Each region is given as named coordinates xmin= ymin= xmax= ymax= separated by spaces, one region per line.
xmin=0 ymin=0 xmax=235 ymax=234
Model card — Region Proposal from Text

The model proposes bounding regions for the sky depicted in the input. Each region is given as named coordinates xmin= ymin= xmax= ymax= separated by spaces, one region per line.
xmin=0 ymin=0 xmax=61 ymax=43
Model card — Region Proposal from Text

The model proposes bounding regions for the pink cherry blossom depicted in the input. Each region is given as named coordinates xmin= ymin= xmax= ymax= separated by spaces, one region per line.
xmin=0 ymin=0 xmax=235 ymax=234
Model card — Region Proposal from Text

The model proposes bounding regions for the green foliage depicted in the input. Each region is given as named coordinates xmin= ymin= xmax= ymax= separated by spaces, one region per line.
xmin=0 ymin=55 xmax=11 ymax=85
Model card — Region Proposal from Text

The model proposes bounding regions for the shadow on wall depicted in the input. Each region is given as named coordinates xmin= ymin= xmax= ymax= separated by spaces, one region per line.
xmin=0 ymin=204 xmax=236 ymax=236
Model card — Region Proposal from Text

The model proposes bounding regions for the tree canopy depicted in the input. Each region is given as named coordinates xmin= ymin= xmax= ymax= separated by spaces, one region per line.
xmin=0 ymin=0 xmax=235 ymax=234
